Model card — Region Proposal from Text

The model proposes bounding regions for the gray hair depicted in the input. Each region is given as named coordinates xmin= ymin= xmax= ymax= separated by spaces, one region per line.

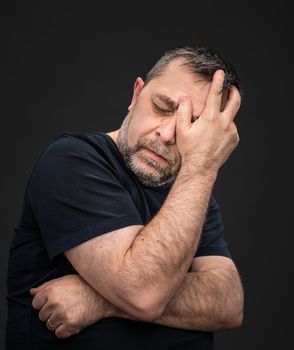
xmin=144 ymin=45 xmax=241 ymax=93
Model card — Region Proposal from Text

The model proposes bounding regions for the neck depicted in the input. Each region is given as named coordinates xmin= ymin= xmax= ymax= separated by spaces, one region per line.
xmin=107 ymin=130 xmax=120 ymax=145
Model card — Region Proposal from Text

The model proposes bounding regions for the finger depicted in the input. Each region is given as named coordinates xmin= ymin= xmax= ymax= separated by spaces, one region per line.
xmin=30 ymin=288 xmax=37 ymax=296
xmin=55 ymin=324 xmax=67 ymax=339
xmin=32 ymin=290 xmax=47 ymax=310
xmin=203 ymin=70 xmax=225 ymax=118
xmin=38 ymin=302 xmax=53 ymax=322
xmin=176 ymin=96 xmax=193 ymax=130
xmin=222 ymin=86 xmax=241 ymax=122
xmin=32 ymin=279 xmax=55 ymax=291
xmin=46 ymin=317 xmax=59 ymax=332
xmin=55 ymin=324 xmax=78 ymax=339
xmin=30 ymin=279 xmax=55 ymax=296
xmin=46 ymin=311 xmax=63 ymax=327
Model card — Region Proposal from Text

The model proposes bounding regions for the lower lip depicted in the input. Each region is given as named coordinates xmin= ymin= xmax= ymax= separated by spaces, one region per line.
xmin=144 ymin=148 xmax=167 ymax=163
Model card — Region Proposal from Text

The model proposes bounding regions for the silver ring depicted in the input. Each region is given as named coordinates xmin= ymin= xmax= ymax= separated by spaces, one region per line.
xmin=47 ymin=317 xmax=56 ymax=330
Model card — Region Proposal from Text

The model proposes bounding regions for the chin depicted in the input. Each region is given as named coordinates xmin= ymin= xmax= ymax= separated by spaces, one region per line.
xmin=129 ymin=156 xmax=175 ymax=188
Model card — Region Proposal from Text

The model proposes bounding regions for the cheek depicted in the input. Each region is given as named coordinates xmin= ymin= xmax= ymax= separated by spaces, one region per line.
xmin=127 ymin=112 xmax=158 ymax=146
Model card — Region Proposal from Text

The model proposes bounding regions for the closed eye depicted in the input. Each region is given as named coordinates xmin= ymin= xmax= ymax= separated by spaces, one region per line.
xmin=153 ymin=103 xmax=173 ymax=115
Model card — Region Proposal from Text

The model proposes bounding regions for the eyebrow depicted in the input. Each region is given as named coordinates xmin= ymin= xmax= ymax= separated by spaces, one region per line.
xmin=152 ymin=93 xmax=199 ymax=121
xmin=151 ymin=93 xmax=178 ymax=110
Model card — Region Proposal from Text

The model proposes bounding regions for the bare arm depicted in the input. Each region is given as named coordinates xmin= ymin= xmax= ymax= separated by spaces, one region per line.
xmin=31 ymin=256 xmax=243 ymax=338
xmin=64 ymin=71 xmax=241 ymax=321
xmin=102 ymin=256 xmax=244 ymax=331
xmin=65 ymin=171 xmax=215 ymax=321
xmin=101 ymin=255 xmax=244 ymax=331
xmin=154 ymin=256 xmax=244 ymax=331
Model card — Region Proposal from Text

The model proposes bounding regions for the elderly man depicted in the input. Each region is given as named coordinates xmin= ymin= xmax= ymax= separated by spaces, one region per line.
xmin=6 ymin=45 xmax=243 ymax=349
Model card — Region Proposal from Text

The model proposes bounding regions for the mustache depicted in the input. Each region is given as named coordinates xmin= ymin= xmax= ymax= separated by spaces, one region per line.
xmin=135 ymin=139 xmax=177 ymax=166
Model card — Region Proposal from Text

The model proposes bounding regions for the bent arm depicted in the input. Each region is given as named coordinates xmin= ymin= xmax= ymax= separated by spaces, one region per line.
xmin=31 ymin=256 xmax=243 ymax=338
xmin=104 ymin=256 xmax=243 ymax=331
xmin=65 ymin=171 xmax=215 ymax=321
xmin=153 ymin=256 xmax=244 ymax=331
xmin=64 ymin=73 xmax=240 ymax=322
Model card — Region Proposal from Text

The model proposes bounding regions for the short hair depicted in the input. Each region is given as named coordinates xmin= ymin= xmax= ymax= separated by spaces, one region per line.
xmin=144 ymin=45 xmax=241 ymax=94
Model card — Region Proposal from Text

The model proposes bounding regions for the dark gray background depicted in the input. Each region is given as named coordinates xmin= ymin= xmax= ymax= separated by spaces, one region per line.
xmin=1 ymin=2 xmax=292 ymax=349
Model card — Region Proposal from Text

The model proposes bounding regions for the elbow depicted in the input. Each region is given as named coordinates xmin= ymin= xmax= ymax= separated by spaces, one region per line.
xmin=125 ymin=291 xmax=166 ymax=322
xmin=133 ymin=298 xmax=165 ymax=323
xmin=221 ymin=288 xmax=244 ymax=330
xmin=224 ymin=309 xmax=243 ymax=329
xmin=232 ymin=307 xmax=244 ymax=328
xmin=220 ymin=305 xmax=244 ymax=330
xmin=230 ymin=294 xmax=244 ymax=328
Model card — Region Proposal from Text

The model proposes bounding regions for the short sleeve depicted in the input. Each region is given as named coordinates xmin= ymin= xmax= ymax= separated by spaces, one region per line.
xmin=195 ymin=196 xmax=232 ymax=258
xmin=28 ymin=134 xmax=143 ymax=259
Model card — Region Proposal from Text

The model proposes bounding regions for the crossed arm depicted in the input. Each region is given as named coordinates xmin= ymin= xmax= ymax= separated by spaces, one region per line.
xmin=155 ymin=255 xmax=243 ymax=330
xmin=31 ymin=70 xmax=244 ymax=338
xmin=31 ymin=255 xmax=243 ymax=338
xmin=31 ymin=167 xmax=244 ymax=338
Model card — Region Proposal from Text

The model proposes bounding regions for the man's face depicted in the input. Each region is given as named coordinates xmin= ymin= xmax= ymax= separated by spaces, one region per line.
xmin=117 ymin=60 xmax=211 ymax=187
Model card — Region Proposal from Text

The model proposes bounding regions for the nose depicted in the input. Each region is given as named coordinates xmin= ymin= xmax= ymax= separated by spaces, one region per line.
xmin=155 ymin=116 xmax=176 ymax=145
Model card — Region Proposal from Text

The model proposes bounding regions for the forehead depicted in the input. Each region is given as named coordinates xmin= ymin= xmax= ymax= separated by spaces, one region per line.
xmin=144 ymin=60 xmax=211 ymax=115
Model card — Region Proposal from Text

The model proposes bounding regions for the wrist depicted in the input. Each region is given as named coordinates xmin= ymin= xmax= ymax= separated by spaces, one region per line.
xmin=179 ymin=161 xmax=218 ymax=184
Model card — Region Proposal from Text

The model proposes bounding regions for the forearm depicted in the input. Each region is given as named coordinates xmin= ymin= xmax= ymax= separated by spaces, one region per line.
xmin=31 ymin=265 xmax=243 ymax=338
xmin=107 ymin=267 xmax=243 ymax=331
xmin=154 ymin=266 xmax=244 ymax=331
xmin=124 ymin=169 xmax=217 ymax=309
xmin=64 ymin=168 xmax=217 ymax=322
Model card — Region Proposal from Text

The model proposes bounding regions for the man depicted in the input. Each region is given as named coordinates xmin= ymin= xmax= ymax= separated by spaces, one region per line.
xmin=6 ymin=45 xmax=244 ymax=349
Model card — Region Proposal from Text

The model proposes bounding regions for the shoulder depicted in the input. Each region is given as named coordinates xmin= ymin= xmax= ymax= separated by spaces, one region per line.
xmin=26 ymin=131 xmax=126 ymax=194
xmin=41 ymin=131 xmax=114 ymax=157
xmin=33 ymin=131 xmax=122 ymax=172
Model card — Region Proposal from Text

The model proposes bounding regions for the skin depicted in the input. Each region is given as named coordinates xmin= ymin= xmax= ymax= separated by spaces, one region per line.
xmin=31 ymin=60 xmax=243 ymax=338
xmin=114 ymin=60 xmax=212 ymax=186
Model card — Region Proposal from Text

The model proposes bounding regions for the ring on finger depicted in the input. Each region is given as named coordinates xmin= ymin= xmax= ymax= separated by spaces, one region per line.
xmin=47 ymin=317 xmax=57 ymax=330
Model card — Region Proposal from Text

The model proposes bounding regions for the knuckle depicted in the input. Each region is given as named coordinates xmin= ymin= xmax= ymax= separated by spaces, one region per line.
xmin=231 ymin=129 xmax=239 ymax=145
xmin=220 ymin=119 xmax=230 ymax=131
xmin=63 ymin=313 xmax=75 ymax=328
xmin=46 ymin=285 xmax=55 ymax=294
xmin=67 ymin=315 xmax=78 ymax=328
xmin=46 ymin=296 xmax=59 ymax=308
xmin=209 ymin=114 xmax=217 ymax=121
xmin=235 ymin=133 xmax=240 ymax=144
xmin=228 ymin=122 xmax=237 ymax=132
xmin=223 ymin=123 xmax=239 ymax=145
xmin=66 ymin=319 xmax=74 ymax=327
xmin=203 ymin=112 xmax=216 ymax=122
xmin=50 ymin=299 xmax=58 ymax=307
xmin=234 ymin=95 xmax=241 ymax=109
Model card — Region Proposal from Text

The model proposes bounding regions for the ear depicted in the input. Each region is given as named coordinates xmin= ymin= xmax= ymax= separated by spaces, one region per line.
xmin=128 ymin=77 xmax=145 ymax=111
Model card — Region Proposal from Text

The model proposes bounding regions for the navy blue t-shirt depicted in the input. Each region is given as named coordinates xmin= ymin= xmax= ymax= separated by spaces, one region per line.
xmin=6 ymin=131 xmax=231 ymax=350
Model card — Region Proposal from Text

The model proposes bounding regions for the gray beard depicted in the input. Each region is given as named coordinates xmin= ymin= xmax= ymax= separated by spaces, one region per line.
xmin=117 ymin=114 xmax=178 ymax=188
